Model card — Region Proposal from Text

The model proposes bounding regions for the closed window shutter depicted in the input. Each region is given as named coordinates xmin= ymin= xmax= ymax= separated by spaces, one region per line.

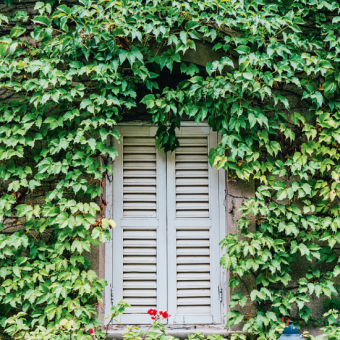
xmin=108 ymin=125 xmax=223 ymax=325
xmin=112 ymin=126 xmax=167 ymax=324
xmin=167 ymin=126 xmax=221 ymax=325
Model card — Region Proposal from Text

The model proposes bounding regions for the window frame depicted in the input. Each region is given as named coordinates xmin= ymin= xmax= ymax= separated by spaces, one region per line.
xmin=104 ymin=122 xmax=226 ymax=327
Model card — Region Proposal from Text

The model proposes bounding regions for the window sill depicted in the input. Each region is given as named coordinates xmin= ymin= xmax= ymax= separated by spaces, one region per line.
xmin=106 ymin=328 xmax=244 ymax=339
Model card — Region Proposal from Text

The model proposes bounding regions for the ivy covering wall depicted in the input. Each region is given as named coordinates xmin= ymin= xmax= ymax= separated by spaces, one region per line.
xmin=0 ymin=0 xmax=340 ymax=339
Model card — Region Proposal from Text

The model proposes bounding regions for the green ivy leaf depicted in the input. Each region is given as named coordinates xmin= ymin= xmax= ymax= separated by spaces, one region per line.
xmin=32 ymin=16 xmax=52 ymax=26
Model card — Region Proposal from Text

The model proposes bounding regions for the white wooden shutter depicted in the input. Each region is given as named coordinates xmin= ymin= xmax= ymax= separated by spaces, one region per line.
xmin=111 ymin=126 xmax=167 ymax=324
xmin=167 ymin=126 xmax=221 ymax=325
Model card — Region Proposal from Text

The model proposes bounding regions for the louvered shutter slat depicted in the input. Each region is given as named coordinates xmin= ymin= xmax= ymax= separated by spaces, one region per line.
xmin=124 ymin=162 xmax=156 ymax=169
xmin=123 ymin=154 xmax=156 ymax=161
xmin=123 ymin=289 xmax=157 ymax=296
xmin=123 ymin=178 xmax=156 ymax=184
xmin=177 ymin=256 xmax=210 ymax=264
xmin=123 ymin=187 xmax=156 ymax=193
xmin=123 ymin=256 xmax=157 ymax=263
xmin=176 ymin=155 xmax=207 ymax=162
xmin=177 ymin=248 xmax=210 ymax=255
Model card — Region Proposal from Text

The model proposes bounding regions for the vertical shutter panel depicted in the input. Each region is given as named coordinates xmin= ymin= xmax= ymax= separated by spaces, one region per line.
xmin=112 ymin=127 xmax=167 ymax=324
xmin=167 ymin=127 xmax=221 ymax=325
xmin=175 ymin=138 xmax=209 ymax=218
xmin=123 ymin=137 xmax=157 ymax=217
xmin=122 ymin=229 xmax=157 ymax=313
xmin=176 ymin=229 xmax=211 ymax=314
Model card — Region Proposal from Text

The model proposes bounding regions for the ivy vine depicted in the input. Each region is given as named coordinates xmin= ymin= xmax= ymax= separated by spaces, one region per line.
xmin=0 ymin=0 xmax=340 ymax=339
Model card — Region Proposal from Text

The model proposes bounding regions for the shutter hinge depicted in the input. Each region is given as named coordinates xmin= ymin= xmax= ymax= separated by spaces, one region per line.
xmin=111 ymin=286 xmax=114 ymax=305
xmin=219 ymin=286 xmax=223 ymax=302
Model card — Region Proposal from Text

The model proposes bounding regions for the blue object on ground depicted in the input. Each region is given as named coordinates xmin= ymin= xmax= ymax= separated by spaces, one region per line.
xmin=278 ymin=321 xmax=301 ymax=340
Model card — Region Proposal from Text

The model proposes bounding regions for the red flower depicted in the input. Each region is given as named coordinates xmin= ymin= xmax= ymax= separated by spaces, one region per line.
xmin=161 ymin=311 xmax=170 ymax=318
xmin=287 ymin=319 xmax=290 ymax=323
xmin=90 ymin=328 xmax=94 ymax=334
xmin=147 ymin=309 xmax=157 ymax=316
xmin=281 ymin=317 xmax=284 ymax=322
xmin=151 ymin=316 xmax=156 ymax=320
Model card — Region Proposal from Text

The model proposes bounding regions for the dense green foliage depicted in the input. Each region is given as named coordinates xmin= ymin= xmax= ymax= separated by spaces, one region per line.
xmin=0 ymin=0 xmax=340 ymax=338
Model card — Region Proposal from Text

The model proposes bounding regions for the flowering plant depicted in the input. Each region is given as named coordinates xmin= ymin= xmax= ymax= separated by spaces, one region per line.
xmin=124 ymin=309 xmax=173 ymax=340
xmin=281 ymin=317 xmax=291 ymax=326
xmin=147 ymin=309 xmax=171 ymax=321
